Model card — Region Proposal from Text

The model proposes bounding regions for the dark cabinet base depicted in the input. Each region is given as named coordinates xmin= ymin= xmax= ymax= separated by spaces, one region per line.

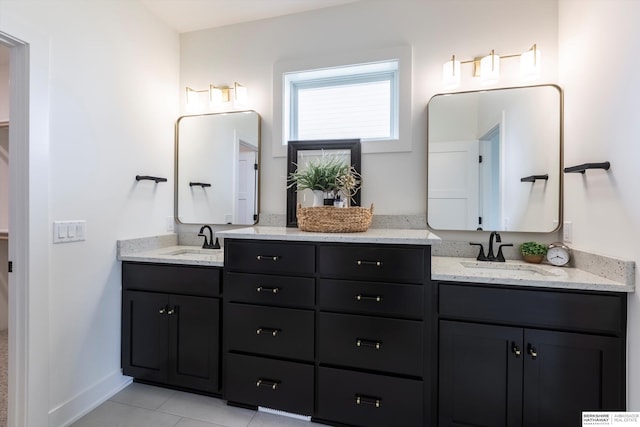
xmin=317 ymin=366 xmax=423 ymax=427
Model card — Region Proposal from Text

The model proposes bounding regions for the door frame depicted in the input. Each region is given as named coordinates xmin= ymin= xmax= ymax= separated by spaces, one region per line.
xmin=1 ymin=21 xmax=51 ymax=427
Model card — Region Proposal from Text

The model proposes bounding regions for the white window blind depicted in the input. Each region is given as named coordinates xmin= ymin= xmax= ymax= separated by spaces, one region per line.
xmin=286 ymin=60 xmax=398 ymax=143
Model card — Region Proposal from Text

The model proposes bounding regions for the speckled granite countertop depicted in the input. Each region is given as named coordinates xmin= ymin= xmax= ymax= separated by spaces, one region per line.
xmin=432 ymin=256 xmax=634 ymax=293
xmin=217 ymin=226 xmax=441 ymax=245
xmin=118 ymin=245 xmax=225 ymax=267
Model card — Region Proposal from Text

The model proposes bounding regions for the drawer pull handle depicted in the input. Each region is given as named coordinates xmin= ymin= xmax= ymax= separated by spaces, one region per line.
xmin=257 ymin=286 xmax=280 ymax=294
xmin=256 ymin=378 xmax=280 ymax=390
xmin=256 ymin=327 xmax=280 ymax=337
xmin=256 ymin=255 xmax=280 ymax=261
xmin=356 ymin=394 xmax=381 ymax=408
xmin=356 ymin=260 xmax=383 ymax=267
xmin=512 ymin=343 xmax=521 ymax=357
xmin=356 ymin=339 xmax=381 ymax=350
xmin=356 ymin=294 xmax=382 ymax=302
xmin=528 ymin=344 xmax=537 ymax=359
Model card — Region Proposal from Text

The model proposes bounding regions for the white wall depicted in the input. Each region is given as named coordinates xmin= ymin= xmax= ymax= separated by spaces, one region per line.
xmin=559 ymin=0 xmax=640 ymax=410
xmin=179 ymin=0 xmax=558 ymax=218
xmin=0 ymin=0 xmax=179 ymax=425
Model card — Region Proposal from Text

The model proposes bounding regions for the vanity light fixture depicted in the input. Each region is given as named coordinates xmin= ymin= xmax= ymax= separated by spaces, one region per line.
xmin=443 ymin=44 xmax=541 ymax=89
xmin=185 ymin=82 xmax=249 ymax=107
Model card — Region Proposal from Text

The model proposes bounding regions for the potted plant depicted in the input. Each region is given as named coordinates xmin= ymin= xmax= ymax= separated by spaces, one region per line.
xmin=520 ymin=241 xmax=548 ymax=264
xmin=288 ymin=155 xmax=360 ymax=206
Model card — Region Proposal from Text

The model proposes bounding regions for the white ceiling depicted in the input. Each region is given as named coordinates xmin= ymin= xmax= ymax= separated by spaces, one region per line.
xmin=140 ymin=0 xmax=360 ymax=33
xmin=0 ymin=1 xmax=358 ymax=64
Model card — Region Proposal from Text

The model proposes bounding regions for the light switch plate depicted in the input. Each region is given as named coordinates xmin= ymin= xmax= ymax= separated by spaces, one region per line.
xmin=53 ymin=220 xmax=86 ymax=243
xmin=563 ymin=221 xmax=573 ymax=243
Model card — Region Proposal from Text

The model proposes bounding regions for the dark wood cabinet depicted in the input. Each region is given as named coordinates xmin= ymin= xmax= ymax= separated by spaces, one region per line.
xmin=438 ymin=282 xmax=626 ymax=427
xmin=122 ymin=262 xmax=221 ymax=394
xmin=223 ymin=239 xmax=316 ymax=415
xmin=223 ymin=239 xmax=433 ymax=427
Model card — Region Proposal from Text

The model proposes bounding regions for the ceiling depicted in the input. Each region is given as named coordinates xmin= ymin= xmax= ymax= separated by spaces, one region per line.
xmin=140 ymin=0 xmax=360 ymax=33
xmin=0 ymin=1 xmax=359 ymax=65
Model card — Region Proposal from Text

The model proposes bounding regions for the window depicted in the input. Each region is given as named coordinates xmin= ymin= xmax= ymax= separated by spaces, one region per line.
xmin=273 ymin=46 xmax=412 ymax=156
xmin=285 ymin=60 xmax=399 ymax=143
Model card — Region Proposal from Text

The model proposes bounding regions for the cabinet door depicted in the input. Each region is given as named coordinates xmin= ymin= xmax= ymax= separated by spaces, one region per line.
xmin=122 ymin=291 xmax=169 ymax=382
xmin=439 ymin=321 xmax=523 ymax=427
xmin=169 ymin=295 xmax=220 ymax=393
xmin=523 ymin=329 xmax=623 ymax=427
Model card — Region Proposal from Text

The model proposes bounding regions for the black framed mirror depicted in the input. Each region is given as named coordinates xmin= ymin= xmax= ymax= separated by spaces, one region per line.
xmin=286 ymin=139 xmax=361 ymax=227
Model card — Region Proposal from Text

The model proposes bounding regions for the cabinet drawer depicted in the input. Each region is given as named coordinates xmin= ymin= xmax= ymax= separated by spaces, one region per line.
xmin=318 ymin=279 xmax=423 ymax=319
xmin=318 ymin=244 xmax=426 ymax=283
xmin=318 ymin=313 xmax=423 ymax=376
xmin=317 ymin=367 xmax=423 ymax=427
xmin=439 ymin=283 xmax=625 ymax=335
xmin=225 ymin=353 xmax=314 ymax=415
xmin=225 ymin=272 xmax=315 ymax=308
xmin=123 ymin=262 xmax=220 ymax=296
xmin=225 ymin=240 xmax=315 ymax=275
xmin=225 ymin=303 xmax=314 ymax=361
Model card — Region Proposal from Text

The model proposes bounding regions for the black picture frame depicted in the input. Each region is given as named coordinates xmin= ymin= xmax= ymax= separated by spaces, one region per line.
xmin=286 ymin=139 xmax=362 ymax=228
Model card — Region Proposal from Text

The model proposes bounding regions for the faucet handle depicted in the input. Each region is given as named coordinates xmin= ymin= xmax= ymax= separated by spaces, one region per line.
xmin=496 ymin=244 xmax=514 ymax=262
xmin=470 ymin=243 xmax=488 ymax=261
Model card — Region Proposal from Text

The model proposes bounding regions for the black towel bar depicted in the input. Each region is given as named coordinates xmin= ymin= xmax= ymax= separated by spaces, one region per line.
xmin=520 ymin=174 xmax=549 ymax=182
xmin=563 ymin=162 xmax=610 ymax=174
xmin=189 ymin=182 xmax=212 ymax=188
xmin=135 ymin=175 xmax=167 ymax=183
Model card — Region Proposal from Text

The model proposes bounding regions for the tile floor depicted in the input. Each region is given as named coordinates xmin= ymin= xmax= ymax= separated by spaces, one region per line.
xmin=71 ymin=382 xmax=323 ymax=427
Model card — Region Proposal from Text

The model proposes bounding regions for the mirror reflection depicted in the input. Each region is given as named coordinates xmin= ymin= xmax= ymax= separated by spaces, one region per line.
xmin=428 ymin=85 xmax=562 ymax=232
xmin=176 ymin=111 xmax=260 ymax=225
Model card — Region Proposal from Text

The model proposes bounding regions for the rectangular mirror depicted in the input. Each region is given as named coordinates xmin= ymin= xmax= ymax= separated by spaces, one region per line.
xmin=176 ymin=111 xmax=260 ymax=225
xmin=428 ymin=85 xmax=562 ymax=232
xmin=286 ymin=139 xmax=361 ymax=227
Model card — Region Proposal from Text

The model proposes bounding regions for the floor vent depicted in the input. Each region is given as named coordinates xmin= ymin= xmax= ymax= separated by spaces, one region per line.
xmin=258 ymin=406 xmax=311 ymax=421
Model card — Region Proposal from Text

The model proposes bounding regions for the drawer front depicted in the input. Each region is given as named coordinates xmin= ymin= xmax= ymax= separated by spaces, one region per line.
xmin=225 ymin=353 xmax=314 ymax=415
xmin=318 ymin=244 xmax=426 ymax=283
xmin=225 ymin=240 xmax=315 ymax=275
xmin=317 ymin=367 xmax=423 ymax=427
xmin=123 ymin=262 xmax=221 ymax=296
xmin=225 ymin=272 xmax=315 ymax=308
xmin=225 ymin=303 xmax=314 ymax=361
xmin=318 ymin=279 xmax=423 ymax=319
xmin=318 ymin=312 xmax=423 ymax=376
xmin=439 ymin=283 xmax=625 ymax=335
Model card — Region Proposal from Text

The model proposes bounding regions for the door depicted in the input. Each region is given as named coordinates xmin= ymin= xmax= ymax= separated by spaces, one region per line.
xmin=523 ymin=329 xmax=623 ymax=427
xmin=439 ymin=321 xmax=523 ymax=427
xmin=236 ymin=148 xmax=257 ymax=224
xmin=428 ymin=140 xmax=480 ymax=230
xmin=122 ymin=291 xmax=169 ymax=382
xmin=168 ymin=295 xmax=220 ymax=392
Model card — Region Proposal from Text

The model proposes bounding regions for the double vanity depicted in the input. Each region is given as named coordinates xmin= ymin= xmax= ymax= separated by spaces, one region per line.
xmin=118 ymin=227 xmax=633 ymax=427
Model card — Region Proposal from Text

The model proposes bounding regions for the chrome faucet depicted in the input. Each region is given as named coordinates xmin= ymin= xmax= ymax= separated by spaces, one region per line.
xmin=198 ymin=225 xmax=220 ymax=249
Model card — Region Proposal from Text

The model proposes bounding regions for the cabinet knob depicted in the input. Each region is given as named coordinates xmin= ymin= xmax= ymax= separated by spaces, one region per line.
xmin=256 ymin=378 xmax=280 ymax=390
xmin=356 ymin=260 xmax=383 ymax=267
xmin=256 ymin=327 xmax=280 ymax=337
xmin=528 ymin=344 xmax=538 ymax=359
xmin=512 ymin=343 xmax=521 ymax=357
xmin=158 ymin=307 xmax=166 ymax=314
xmin=356 ymin=339 xmax=381 ymax=350
xmin=356 ymin=394 xmax=381 ymax=408
xmin=355 ymin=294 xmax=382 ymax=302
xmin=257 ymin=286 xmax=280 ymax=294
xmin=167 ymin=308 xmax=175 ymax=315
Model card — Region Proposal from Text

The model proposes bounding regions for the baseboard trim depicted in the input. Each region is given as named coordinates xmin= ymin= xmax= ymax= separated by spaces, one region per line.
xmin=48 ymin=370 xmax=132 ymax=427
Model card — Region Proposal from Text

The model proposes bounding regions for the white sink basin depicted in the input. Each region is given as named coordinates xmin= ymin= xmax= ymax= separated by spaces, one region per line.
xmin=460 ymin=260 xmax=559 ymax=277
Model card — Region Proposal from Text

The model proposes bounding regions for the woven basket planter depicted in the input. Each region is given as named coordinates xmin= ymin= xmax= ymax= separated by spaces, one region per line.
xmin=296 ymin=204 xmax=374 ymax=233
